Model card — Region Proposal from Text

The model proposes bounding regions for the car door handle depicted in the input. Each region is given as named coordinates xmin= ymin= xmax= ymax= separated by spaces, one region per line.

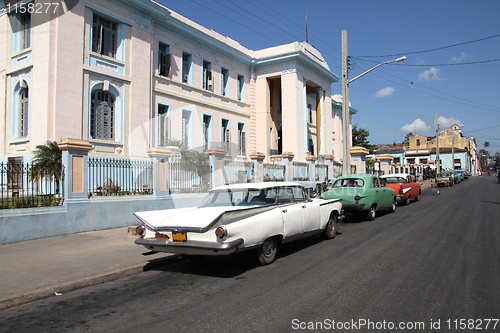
xmin=301 ymin=205 xmax=307 ymax=209
xmin=282 ymin=209 xmax=287 ymax=213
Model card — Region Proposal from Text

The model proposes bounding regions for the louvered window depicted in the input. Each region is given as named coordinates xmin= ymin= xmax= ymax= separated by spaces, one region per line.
xmin=20 ymin=11 xmax=31 ymax=50
xmin=90 ymin=90 xmax=115 ymax=140
xmin=202 ymin=60 xmax=213 ymax=91
xmin=182 ymin=52 xmax=192 ymax=84
xmin=237 ymin=123 xmax=246 ymax=156
xmin=221 ymin=119 xmax=230 ymax=154
xmin=158 ymin=105 xmax=170 ymax=146
xmin=221 ymin=68 xmax=229 ymax=96
xmin=158 ymin=43 xmax=171 ymax=77
xmin=19 ymin=88 xmax=29 ymax=138
xmin=237 ymin=75 xmax=244 ymax=101
xmin=92 ymin=15 xmax=117 ymax=58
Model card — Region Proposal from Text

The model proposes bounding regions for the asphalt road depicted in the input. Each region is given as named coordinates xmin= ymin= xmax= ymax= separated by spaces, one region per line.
xmin=1 ymin=176 xmax=499 ymax=333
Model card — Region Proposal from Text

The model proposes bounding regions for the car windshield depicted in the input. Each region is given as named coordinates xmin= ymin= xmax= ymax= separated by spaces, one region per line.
xmin=200 ymin=188 xmax=277 ymax=207
xmin=440 ymin=172 xmax=451 ymax=177
xmin=332 ymin=178 xmax=364 ymax=187
xmin=384 ymin=177 xmax=406 ymax=184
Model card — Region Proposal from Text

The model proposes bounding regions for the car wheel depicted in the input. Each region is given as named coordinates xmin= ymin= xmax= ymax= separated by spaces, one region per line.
xmin=322 ymin=214 xmax=338 ymax=239
xmin=404 ymin=196 xmax=410 ymax=205
xmin=366 ymin=205 xmax=376 ymax=221
xmin=389 ymin=200 xmax=397 ymax=213
xmin=257 ymin=237 xmax=278 ymax=265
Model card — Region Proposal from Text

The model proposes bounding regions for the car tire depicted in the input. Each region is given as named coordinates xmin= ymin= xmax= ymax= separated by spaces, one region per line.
xmin=366 ymin=205 xmax=376 ymax=221
xmin=389 ymin=200 xmax=396 ymax=213
xmin=404 ymin=196 xmax=410 ymax=205
xmin=257 ymin=237 xmax=278 ymax=265
xmin=322 ymin=214 xmax=338 ymax=240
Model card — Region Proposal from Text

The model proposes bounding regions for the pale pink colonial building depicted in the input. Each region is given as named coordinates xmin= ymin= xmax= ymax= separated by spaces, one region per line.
xmin=1 ymin=0 xmax=354 ymax=166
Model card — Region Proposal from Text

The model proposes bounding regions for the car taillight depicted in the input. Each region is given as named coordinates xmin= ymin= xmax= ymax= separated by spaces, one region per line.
xmin=215 ymin=226 xmax=227 ymax=239
xmin=136 ymin=225 xmax=144 ymax=237
xmin=399 ymin=186 xmax=403 ymax=195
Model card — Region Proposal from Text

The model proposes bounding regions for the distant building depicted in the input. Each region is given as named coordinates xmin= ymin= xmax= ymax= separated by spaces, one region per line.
xmin=373 ymin=124 xmax=479 ymax=175
xmin=0 ymin=0 xmax=355 ymax=168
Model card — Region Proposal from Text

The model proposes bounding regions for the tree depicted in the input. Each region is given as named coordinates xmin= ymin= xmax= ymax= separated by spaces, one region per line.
xmin=484 ymin=141 xmax=490 ymax=148
xmin=402 ymin=133 xmax=413 ymax=145
xmin=352 ymin=124 xmax=377 ymax=153
xmin=31 ymin=141 xmax=63 ymax=194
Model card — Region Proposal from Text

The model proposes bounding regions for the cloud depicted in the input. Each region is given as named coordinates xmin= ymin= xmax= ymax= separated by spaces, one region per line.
xmin=418 ymin=67 xmax=443 ymax=81
xmin=374 ymin=87 xmax=394 ymax=98
xmin=438 ymin=116 xmax=462 ymax=128
xmin=451 ymin=52 xmax=470 ymax=63
xmin=400 ymin=119 xmax=431 ymax=133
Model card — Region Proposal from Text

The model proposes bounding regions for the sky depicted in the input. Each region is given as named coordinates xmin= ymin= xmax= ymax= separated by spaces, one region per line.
xmin=158 ymin=0 xmax=500 ymax=155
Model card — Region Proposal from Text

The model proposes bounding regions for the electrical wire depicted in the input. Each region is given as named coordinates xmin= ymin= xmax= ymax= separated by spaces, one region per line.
xmin=356 ymin=33 xmax=500 ymax=58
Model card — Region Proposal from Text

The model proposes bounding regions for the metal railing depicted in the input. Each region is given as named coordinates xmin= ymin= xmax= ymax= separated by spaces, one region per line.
xmin=169 ymin=162 xmax=212 ymax=193
xmin=88 ymin=157 xmax=152 ymax=196
xmin=0 ymin=162 xmax=64 ymax=209
xmin=292 ymin=162 xmax=309 ymax=181
xmin=263 ymin=163 xmax=285 ymax=181
xmin=223 ymin=160 xmax=253 ymax=184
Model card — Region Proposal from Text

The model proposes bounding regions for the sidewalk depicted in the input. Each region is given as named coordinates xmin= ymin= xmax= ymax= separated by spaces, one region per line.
xmin=0 ymin=227 xmax=176 ymax=310
xmin=0 ymin=182 xmax=434 ymax=311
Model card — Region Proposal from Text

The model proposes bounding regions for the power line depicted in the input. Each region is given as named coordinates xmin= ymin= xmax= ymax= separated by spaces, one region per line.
xmin=356 ymin=33 xmax=500 ymax=58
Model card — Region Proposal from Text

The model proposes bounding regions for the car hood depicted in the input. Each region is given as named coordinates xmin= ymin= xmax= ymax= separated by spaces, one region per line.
xmin=134 ymin=205 xmax=274 ymax=232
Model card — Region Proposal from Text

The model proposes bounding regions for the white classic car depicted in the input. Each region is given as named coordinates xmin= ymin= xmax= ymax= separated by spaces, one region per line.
xmin=134 ymin=182 xmax=343 ymax=265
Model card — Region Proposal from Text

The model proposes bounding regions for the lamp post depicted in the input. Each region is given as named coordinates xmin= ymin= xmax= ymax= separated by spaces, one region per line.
xmin=341 ymin=30 xmax=406 ymax=175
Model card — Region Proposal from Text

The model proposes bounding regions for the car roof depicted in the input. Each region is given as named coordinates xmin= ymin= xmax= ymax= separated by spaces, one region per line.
xmin=335 ymin=174 xmax=379 ymax=180
xmin=210 ymin=181 xmax=303 ymax=192
xmin=381 ymin=173 xmax=410 ymax=178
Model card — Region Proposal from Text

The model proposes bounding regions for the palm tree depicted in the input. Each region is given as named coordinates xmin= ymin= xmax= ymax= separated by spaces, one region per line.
xmin=31 ymin=141 xmax=62 ymax=194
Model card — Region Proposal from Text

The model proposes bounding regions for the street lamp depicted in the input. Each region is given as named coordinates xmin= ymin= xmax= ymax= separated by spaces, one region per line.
xmin=341 ymin=30 xmax=406 ymax=175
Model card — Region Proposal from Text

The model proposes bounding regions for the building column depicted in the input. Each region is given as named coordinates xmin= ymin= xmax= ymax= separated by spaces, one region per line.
xmin=250 ymin=151 xmax=265 ymax=183
xmin=147 ymin=147 xmax=173 ymax=197
xmin=282 ymin=152 xmax=294 ymax=181
xmin=58 ymin=138 xmax=93 ymax=202
xmin=305 ymin=155 xmax=317 ymax=181
xmin=207 ymin=147 xmax=227 ymax=187
xmin=377 ymin=154 xmax=394 ymax=175
xmin=325 ymin=154 xmax=334 ymax=180
xmin=350 ymin=146 xmax=369 ymax=174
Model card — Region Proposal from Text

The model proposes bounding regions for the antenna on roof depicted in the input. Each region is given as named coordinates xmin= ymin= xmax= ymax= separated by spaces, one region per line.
xmin=305 ymin=10 xmax=308 ymax=43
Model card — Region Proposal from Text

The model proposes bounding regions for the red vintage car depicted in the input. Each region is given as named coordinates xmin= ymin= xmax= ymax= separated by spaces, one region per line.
xmin=381 ymin=173 xmax=421 ymax=205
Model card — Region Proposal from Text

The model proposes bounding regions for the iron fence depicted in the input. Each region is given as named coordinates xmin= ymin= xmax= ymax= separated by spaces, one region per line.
xmin=292 ymin=162 xmax=309 ymax=181
xmin=88 ymin=157 xmax=152 ymax=196
xmin=263 ymin=163 xmax=285 ymax=181
xmin=0 ymin=162 xmax=64 ymax=209
xmin=169 ymin=162 xmax=212 ymax=193
xmin=223 ymin=160 xmax=253 ymax=184
xmin=315 ymin=164 xmax=329 ymax=181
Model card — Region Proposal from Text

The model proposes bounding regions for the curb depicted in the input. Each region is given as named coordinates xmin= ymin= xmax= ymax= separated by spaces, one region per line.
xmin=0 ymin=254 xmax=179 ymax=311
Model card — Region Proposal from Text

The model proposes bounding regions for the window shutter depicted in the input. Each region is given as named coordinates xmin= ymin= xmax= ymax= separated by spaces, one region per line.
xmin=241 ymin=132 xmax=246 ymax=156
xmin=20 ymin=89 xmax=29 ymax=137
xmin=224 ymin=128 xmax=230 ymax=153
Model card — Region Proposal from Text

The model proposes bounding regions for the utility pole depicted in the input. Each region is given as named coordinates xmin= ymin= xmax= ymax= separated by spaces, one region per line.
xmin=341 ymin=30 xmax=350 ymax=176
xmin=436 ymin=112 xmax=440 ymax=174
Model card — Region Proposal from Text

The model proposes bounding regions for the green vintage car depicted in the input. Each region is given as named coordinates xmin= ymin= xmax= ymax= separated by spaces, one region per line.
xmin=321 ymin=174 xmax=397 ymax=221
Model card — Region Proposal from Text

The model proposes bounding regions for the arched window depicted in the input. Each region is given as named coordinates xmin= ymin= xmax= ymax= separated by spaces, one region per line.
xmin=19 ymin=87 xmax=29 ymax=138
xmin=90 ymin=90 xmax=115 ymax=140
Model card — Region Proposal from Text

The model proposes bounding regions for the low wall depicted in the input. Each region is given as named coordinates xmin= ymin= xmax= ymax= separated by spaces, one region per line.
xmin=0 ymin=193 xmax=206 ymax=244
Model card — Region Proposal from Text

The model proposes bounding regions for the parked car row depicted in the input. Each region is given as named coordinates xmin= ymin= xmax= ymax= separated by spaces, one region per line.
xmin=435 ymin=170 xmax=469 ymax=187
xmin=133 ymin=173 xmax=423 ymax=266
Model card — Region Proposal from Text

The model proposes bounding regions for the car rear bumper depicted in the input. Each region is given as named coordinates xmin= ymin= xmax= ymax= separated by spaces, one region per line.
xmin=135 ymin=237 xmax=244 ymax=256
xmin=342 ymin=203 xmax=366 ymax=213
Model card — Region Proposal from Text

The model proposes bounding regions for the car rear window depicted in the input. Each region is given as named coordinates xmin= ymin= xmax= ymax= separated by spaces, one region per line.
xmin=332 ymin=178 xmax=364 ymax=187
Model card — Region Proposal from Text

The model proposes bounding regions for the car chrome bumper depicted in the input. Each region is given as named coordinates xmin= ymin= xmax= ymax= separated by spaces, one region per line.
xmin=135 ymin=237 xmax=244 ymax=256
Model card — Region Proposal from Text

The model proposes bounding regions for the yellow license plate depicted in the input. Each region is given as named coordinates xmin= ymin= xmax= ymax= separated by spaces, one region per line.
xmin=172 ymin=232 xmax=187 ymax=242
